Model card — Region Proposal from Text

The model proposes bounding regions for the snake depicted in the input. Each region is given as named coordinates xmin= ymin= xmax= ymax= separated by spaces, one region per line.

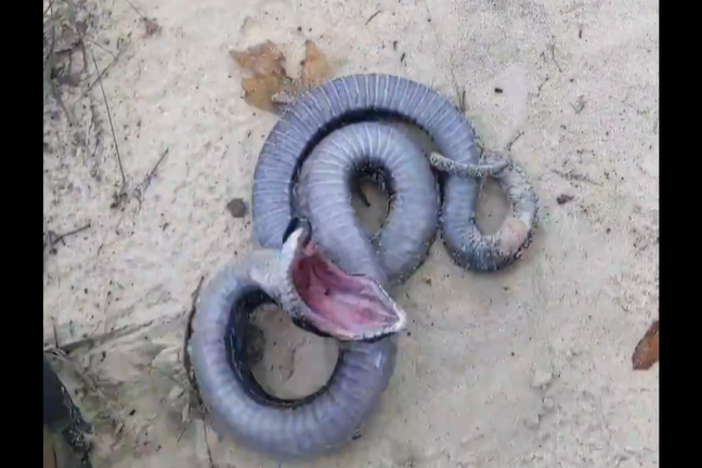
xmin=190 ymin=74 xmax=539 ymax=459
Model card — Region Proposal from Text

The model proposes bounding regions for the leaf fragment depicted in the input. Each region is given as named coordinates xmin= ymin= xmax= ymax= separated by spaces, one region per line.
xmin=632 ymin=317 xmax=659 ymax=370
xmin=230 ymin=39 xmax=333 ymax=112
xmin=300 ymin=40 xmax=332 ymax=89
xmin=231 ymin=41 xmax=288 ymax=78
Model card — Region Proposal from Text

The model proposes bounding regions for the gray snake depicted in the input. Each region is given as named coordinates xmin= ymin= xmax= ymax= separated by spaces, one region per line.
xmin=190 ymin=74 xmax=539 ymax=459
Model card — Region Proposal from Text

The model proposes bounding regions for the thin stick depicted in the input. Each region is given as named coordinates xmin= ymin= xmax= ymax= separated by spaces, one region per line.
xmin=91 ymin=54 xmax=126 ymax=189
xmin=65 ymin=0 xmax=89 ymax=74
xmin=203 ymin=423 xmax=216 ymax=468
xmin=44 ymin=2 xmax=75 ymax=124
xmin=143 ymin=148 xmax=169 ymax=192
xmin=44 ymin=223 xmax=91 ymax=254
xmin=73 ymin=45 xmax=125 ymax=108
xmin=43 ymin=318 xmax=157 ymax=354
xmin=124 ymin=0 xmax=147 ymax=20
xmin=43 ymin=0 xmax=56 ymax=17
xmin=365 ymin=10 xmax=382 ymax=25
xmin=54 ymin=223 xmax=91 ymax=245
xmin=183 ymin=276 xmax=205 ymax=408
xmin=52 ymin=317 xmax=60 ymax=348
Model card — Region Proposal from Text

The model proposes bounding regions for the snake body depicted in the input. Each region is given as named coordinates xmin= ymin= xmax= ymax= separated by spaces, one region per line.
xmin=191 ymin=247 xmax=397 ymax=458
xmin=190 ymin=74 xmax=538 ymax=459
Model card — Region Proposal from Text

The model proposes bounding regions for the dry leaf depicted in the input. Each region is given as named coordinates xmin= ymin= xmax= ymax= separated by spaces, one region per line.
xmin=231 ymin=40 xmax=332 ymax=112
xmin=231 ymin=41 xmax=295 ymax=112
xmin=231 ymin=41 xmax=288 ymax=78
xmin=301 ymin=40 xmax=332 ymax=88
xmin=632 ymin=318 xmax=659 ymax=370
xmin=241 ymin=76 xmax=289 ymax=112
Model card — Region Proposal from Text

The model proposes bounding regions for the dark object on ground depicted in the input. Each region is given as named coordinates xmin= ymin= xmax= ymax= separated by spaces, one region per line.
xmin=227 ymin=198 xmax=248 ymax=218
xmin=556 ymin=194 xmax=574 ymax=205
xmin=43 ymin=355 xmax=93 ymax=468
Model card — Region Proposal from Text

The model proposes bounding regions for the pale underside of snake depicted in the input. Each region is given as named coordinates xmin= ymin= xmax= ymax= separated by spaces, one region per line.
xmin=190 ymin=74 xmax=539 ymax=459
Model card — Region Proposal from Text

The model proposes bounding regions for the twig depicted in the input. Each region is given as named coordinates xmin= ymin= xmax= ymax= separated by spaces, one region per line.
xmin=124 ymin=0 xmax=147 ymax=20
xmin=65 ymin=0 xmax=89 ymax=74
xmin=84 ymin=37 xmax=119 ymax=57
xmin=43 ymin=319 xmax=157 ymax=354
xmin=52 ymin=316 xmax=60 ymax=348
xmin=46 ymin=348 xmax=114 ymax=404
xmin=421 ymin=0 xmax=463 ymax=116
xmin=134 ymin=147 xmax=169 ymax=212
xmin=124 ymin=0 xmax=162 ymax=36
xmin=75 ymin=46 xmax=126 ymax=106
xmin=183 ymin=276 xmax=205 ymax=409
xmin=142 ymin=148 xmax=169 ymax=194
xmin=547 ymin=43 xmax=563 ymax=73
xmin=91 ymin=53 xmax=127 ymax=190
xmin=44 ymin=2 xmax=75 ymax=124
xmin=44 ymin=223 xmax=91 ymax=255
xmin=551 ymin=168 xmax=602 ymax=186
xmin=457 ymin=87 xmax=467 ymax=113
xmin=43 ymin=0 xmax=56 ymax=17
xmin=365 ymin=10 xmax=382 ymax=25
xmin=204 ymin=424 xmax=216 ymax=468
xmin=506 ymin=131 xmax=524 ymax=152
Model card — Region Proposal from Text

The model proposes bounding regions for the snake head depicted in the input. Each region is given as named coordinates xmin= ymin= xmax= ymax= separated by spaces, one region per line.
xmin=280 ymin=217 xmax=407 ymax=342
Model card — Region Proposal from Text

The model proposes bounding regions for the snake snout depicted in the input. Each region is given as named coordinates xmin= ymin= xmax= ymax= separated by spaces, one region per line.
xmin=282 ymin=216 xmax=312 ymax=245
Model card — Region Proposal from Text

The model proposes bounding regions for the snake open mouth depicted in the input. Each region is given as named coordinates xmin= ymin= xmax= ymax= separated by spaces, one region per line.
xmin=290 ymin=242 xmax=407 ymax=341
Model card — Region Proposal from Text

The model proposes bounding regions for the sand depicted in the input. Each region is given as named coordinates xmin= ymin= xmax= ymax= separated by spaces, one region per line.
xmin=43 ymin=0 xmax=659 ymax=467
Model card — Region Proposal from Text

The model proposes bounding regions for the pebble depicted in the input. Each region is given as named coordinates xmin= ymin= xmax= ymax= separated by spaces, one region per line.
xmin=227 ymin=198 xmax=248 ymax=218
xmin=542 ymin=396 xmax=555 ymax=411
xmin=168 ymin=385 xmax=184 ymax=401
xmin=523 ymin=413 xmax=541 ymax=430
xmin=531 ymin=369 xmax=553 ymax=389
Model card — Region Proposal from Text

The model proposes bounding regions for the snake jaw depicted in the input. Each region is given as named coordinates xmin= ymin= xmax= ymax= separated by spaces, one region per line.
xmin=280 ymin=225 xmax=407 ymax=341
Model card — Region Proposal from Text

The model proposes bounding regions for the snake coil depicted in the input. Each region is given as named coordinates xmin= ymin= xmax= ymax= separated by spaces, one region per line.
xmin=190 ymin=74 xmax=538 ymax=459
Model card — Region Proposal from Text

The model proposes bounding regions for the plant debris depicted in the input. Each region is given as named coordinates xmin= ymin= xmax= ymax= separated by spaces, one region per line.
xmin=230 ymin=41 xmax=294 ymax=112
xmin=632 ymin=315 xmax=659 ymax=370
xmin=125 ymin=0 xmax=162 ymax=37
xmin=230 ymin=39 xmax=332 ymax=112
xmin=142 ymin=17 xmax=161 ymax=37
xmin=300 ymin=40 xmax=332 ymax=89
xmin=43 ymin=223 xmax=92 ymax=263
xmin=556 ymin=194 xmax=574 ymax=205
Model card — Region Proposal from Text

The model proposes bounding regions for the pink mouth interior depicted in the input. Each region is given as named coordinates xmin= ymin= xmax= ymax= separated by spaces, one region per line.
xmin=291 ymin=243 xmax=402 ymax=340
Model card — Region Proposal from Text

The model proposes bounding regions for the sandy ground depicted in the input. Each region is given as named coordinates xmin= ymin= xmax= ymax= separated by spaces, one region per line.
xmin=43 ymin=0 xmax=659 ymax=467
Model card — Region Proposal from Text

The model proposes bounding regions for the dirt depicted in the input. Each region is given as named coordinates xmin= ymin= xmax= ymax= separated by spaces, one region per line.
xmin=43 ymin=0 xmax=659 ymax=467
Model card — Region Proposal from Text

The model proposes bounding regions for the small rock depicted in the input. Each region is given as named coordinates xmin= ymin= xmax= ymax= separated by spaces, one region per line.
xmin=542 ymin=397 xmax=555 ymax=411
xmin=556 ymin=194 xmax=574 ymax=205
xmin=531 ymin=369 xmax=553 ymax=389
xmin=524 ymin=414 xmax=541 ymax=430
xmin=168 ymin=385 xmax=184 ymax=401
xmin=227 ymin=198 xmax=248 ymax=218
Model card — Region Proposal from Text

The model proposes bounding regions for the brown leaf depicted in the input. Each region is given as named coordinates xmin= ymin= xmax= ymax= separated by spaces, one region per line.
xmin=231 ymin=41 xmax=288 ymax=78
xmin=240 ymin=76 xmax=285 ymax=112
xmin=300 ymin=40 xmax=332 ymax=89
xmin=231 ymin=40 xmax=333 ymax=112
xmin=632 ymin=318 xmax=659 ymax=370
xmin=231 ymin=41 xmax=296 ymax=112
